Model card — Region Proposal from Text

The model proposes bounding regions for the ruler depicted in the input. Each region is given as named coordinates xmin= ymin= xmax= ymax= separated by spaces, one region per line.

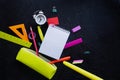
xmin=0 ymin=31 xmax=32 ymax=48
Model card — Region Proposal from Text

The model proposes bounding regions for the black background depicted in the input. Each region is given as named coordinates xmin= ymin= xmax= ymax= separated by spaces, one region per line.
xmin=0 ymin=0 xmax=120 ymax=80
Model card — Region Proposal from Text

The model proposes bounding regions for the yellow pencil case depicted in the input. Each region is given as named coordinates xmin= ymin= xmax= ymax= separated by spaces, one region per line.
xmin=16 ymin=47 xmax=57 ymax=79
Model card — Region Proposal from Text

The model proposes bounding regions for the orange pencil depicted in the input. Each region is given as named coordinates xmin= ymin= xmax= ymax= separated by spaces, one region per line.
xmin=49 ymin=56 xmax=71 ymax=64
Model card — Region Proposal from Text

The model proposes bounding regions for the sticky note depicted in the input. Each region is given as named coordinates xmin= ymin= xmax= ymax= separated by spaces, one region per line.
xmin=47 ymin=17 xmax=59 ymax=25
xmin=72 ymin=25 xmax=81 ymax=33
xmin=39 ymin=24 xmax=70 ymax=59
xmin=16 ymin=47 xmax=57 ymax=79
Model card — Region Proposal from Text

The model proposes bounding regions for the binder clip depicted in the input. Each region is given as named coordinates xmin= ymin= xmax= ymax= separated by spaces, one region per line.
xmin=16 ymin=47 xmax=57 ymax=79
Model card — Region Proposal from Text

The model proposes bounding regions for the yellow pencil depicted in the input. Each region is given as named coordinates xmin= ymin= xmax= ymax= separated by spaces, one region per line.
xmin=37 ymin=26 xmax=44 ymax=41
xmin=63 ymin=61 xmax=103 ymax=80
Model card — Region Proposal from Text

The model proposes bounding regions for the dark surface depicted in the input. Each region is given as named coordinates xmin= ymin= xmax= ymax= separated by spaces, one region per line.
xmin=0 ymin=0 xmax=120 ymax=80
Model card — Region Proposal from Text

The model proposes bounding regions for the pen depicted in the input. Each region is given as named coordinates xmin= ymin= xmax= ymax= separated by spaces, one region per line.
xmin=49 ymin=56 xmax=71 ymax=64
xmin=30 ymin=27 xmax=39 ymax=56
xmin=63 ymin=61 xmax=103 ymax=80
xmin=37 ymin=26 xmax=44 ymax=41
xmin=64 ymin=38 xmax=83 ymax=49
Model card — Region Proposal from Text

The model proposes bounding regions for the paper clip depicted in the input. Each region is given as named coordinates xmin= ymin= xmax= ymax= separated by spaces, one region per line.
xmin=28 ymin=32 xmax=36 ymax=40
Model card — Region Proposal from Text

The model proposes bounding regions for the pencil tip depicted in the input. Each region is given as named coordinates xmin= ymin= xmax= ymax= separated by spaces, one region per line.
xmin=30 ymin=26 xmax=32 ymax=30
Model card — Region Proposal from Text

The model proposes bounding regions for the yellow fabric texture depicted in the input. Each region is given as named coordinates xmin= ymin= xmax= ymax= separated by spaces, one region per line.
xmin=16 ymin=47 xmax=57 ymax=79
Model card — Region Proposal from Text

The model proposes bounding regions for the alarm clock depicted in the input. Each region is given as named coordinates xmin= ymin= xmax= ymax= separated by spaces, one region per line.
xmin=33 ymin=10 xmax=47 ymax=25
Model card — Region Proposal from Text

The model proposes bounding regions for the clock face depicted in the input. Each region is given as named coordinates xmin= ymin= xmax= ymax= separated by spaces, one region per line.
xmin=35 ymin=14 xmax=46 ymax=25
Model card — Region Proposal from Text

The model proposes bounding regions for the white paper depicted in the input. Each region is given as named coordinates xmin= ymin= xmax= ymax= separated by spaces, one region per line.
xmin=39 ymin=24 xmax=70 ymax=59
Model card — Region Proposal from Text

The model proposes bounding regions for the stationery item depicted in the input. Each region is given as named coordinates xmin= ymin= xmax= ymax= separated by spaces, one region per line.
xmin=30 ymin=27 xmax=39 ymax=56
xmin=38 ymin=42 xmax=41 ymax=47
xmin=0 ymin=31 xmax=32 ymax=48
xmin=33 ymin=10 xmax=47 ymax=25
xmin=28 ymin=32 xmax=36 ymax=40
xmin=84 ymin=51 xmax=91 ymax=54
xmin=9 ymin=24 xmax=29 ymax=41
xmin=47 ymin=17 xmax=59 ymax=25
xmin=37 ymin=26 xmax=44 ymax=41
xmin=72 ymin=25 xmax=81 ymax=33
xmin=52 ymin=6 xmax=57 ymax=13
xmin=49 ymin=56 xmax=71 ymax=64
xmin=64 ymin=38 xmax=83 ymax=49
xmin=63 ymin=61 xmax=103 ymax=80
xmin=16 ymin=47 xmax=57 ymax=79
xmin=72 ymin=59 xmax=84 ymax=64
xmin=39 ymin=24 xmax=70 ymax=59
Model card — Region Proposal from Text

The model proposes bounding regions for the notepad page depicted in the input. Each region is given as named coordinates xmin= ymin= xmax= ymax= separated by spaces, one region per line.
xmin=39 ymin=25 xmax=70 ymax=59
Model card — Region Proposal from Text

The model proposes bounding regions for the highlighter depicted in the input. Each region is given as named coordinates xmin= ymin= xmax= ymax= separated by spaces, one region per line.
xmin=63 ymin=61 xmax=103 ymax=80
xmin=16 ymin=47 xmax=57 ymax=79
xmin=37 ymin=26 xmax=44 ymax=41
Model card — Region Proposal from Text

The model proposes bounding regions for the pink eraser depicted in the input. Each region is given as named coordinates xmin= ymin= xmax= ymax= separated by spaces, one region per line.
xmin=72 ymin=25 xmax=81 ymax=32
xmin=72 ymin=59 xmax=84 ymax=64
xmin=64 ymin=38 xmax=83 ymax=49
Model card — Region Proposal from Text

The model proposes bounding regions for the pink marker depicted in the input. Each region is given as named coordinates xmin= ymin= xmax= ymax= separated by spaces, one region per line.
xmin=64 ymin=38 xmax=83 ymax=49
xmin=72 ymin=25 xmax=81 ymax=32
xmin=30 ymin=27 xmax=39 ymax=56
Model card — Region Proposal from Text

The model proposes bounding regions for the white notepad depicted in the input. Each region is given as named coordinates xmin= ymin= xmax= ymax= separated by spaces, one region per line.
xmin=39 ymin=24 xmax=70 ymax=59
